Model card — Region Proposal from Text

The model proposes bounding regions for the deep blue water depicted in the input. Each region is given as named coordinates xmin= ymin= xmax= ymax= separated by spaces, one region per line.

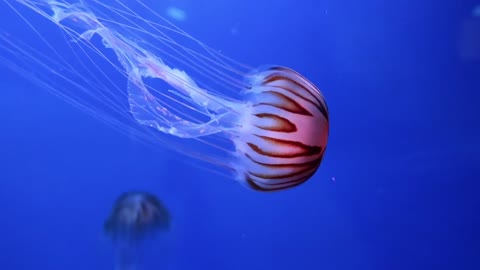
xmin=0 ymin=0 xmax=479 ymax=269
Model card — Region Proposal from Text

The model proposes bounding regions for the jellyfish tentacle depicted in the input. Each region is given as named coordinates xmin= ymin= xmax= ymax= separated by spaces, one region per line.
xmin=114 ymin=241 xmax=138 ymax=270
xmin=45 ymin=0 xmax=238 ymax=138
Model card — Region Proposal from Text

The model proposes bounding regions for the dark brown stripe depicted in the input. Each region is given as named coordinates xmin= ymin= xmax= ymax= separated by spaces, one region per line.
xmin=255 ymin=90 xmax=312 ymax=116
xmin=246 ymin=153 xmax=322 ymax=180
xmin=253 ymin=113 xmax=297 ymax=132
xmin=244 ymin=153 xmax=322 ymax=168
xmin=262 ymin=75 xmax=329 ymax=121
xmin=263 ymin=75 xmax=319 ymax=105
xmin=247 ymin=135 xmax=322 ymax=158
xmin=245 ymin=174 xmax=312 ymax=192
xmin=243 ymin=151 xmax=326 ymax=192
xmin=248 ymin=163 xmax=318 ymax=180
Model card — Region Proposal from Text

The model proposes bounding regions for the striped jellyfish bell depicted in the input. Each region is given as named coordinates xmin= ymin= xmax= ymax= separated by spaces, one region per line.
xmin=233 ymin=66 xmax=329 ymax=191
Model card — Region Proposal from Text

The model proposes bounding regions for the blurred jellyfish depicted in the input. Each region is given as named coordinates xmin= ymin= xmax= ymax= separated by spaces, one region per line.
xmin=473 ymin=5 xmax=480 ymax=17
xmin=459 ymin=7 xmax=480 ymax=62
xmin=0 ymin=0 xmax=329 ymax=191
xmin=166 ymin=6 xmax=186 ymax=22
xmin=105 ymin=191 xmax=170 ymax=270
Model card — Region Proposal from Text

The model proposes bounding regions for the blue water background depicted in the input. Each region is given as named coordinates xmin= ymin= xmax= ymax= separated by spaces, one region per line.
xmin=0 ymin=0 xmax=479 ymax=269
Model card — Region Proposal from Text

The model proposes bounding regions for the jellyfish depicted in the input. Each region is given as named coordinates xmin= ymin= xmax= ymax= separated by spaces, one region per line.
xmin=104 ymin=191 xmax=170 ymax=270
xmin=0 ymin=0 xmax=329 ymax=191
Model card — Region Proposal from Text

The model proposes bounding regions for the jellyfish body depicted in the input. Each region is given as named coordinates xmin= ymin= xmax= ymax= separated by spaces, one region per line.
xmin=1 ymin=0 xmax=329 ymax=191
xmin=105 ymin=191 xmax=171 ymax=241
xmin=105 ymin=191 xmax=170 ymax=270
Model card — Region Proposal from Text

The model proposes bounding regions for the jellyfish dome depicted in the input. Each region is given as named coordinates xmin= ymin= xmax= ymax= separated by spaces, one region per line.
xmin=0 ymin=0 xmax=329 ymax=191
xmin=105 ymin=191 xmax=171 ymax=241
xmin=104 ymin=191 xmax=170 ymax=270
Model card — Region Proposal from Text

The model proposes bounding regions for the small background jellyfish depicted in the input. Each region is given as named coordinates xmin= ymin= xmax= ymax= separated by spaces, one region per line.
xmin=104 ymin=191 xmax=171 ymax=270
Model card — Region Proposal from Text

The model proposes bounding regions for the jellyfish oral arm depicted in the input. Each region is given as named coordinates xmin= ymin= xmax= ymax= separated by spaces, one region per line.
xmin=33 ymin=0 xmax=238 ymax=138
xmin=126 ymin=69 xmax=231 ymax=138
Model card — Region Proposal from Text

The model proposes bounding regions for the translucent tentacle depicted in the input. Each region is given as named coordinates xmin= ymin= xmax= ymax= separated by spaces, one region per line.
xmin=114 ymin=241 xmax=138 ymax=270
xmin=42 ymin=0 xmax=239 ymax=138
